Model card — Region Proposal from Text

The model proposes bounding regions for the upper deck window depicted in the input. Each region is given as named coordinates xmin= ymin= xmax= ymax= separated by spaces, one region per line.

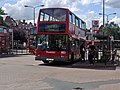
xmin=72 ymin=14 xmax=75 ymax=25
xmin=69 ymin=13 xmax=72 ymax=23
xmin=75 ymin=17 xmax=79 ymax=27
xmin=81 ymin=21 xmax=86 ymax=29
xmin=40 ymin=8 xmax=67 ymax=22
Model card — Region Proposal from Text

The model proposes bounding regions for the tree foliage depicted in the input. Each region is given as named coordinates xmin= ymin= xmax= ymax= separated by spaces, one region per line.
xmin=0 ymin=8 xmax=6 ymax=15
xmin=103 ymin=22 xmax=120 ymax=40
xmin=0 ymin=8 xmax=27 ymax=43
xmin=0 ymin=8 xmax=8 ymax=26
xmin=13 ymin=30 xmax=27 ymax=43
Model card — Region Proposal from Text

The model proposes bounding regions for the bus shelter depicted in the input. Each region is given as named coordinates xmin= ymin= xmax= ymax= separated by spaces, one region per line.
xmin=93 ymin=34 xmax=113 ymax=65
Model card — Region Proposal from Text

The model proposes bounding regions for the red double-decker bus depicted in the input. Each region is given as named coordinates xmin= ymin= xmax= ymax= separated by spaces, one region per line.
xmin=28 ymin=27 xmax=37 ymax=54
xmin=35 ymin=8 xmax=86 ymax=63
xmin=0 ymin=25 xmax=9 ymax=54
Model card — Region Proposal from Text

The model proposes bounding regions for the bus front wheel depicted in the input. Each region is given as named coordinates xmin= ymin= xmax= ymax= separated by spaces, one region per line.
xmin=43 ymin=60 xmax=49 ymax=64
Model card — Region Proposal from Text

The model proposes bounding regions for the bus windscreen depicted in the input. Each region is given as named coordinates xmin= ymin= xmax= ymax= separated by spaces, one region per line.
xmin=37 ymin=34 xmax=67 ymax=51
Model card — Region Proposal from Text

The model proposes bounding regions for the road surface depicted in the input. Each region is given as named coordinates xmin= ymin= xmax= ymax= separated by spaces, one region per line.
xmin=0 ymin=55 xmax=120 ymax=90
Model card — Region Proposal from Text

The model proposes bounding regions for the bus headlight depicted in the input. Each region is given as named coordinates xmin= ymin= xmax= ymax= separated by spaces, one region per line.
xmin=61 ymin=51 xmax=66 ymax=54
xmin=36 ymin=54 xmax=40 ymax=56
xmin=61 ymin=56 xmax=64 ymax=58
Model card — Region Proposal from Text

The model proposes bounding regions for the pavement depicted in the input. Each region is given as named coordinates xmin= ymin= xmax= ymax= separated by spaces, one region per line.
xmin=0 ymin=49 xmax=31 ymax=58
xmin=70 ymin=60 xmax=118 ymax=70
xmin=0 ymin=54 xmax=30 ymax=58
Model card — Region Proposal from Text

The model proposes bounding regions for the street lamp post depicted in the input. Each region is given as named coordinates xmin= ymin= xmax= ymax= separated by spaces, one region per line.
xmin=102 ymin=0 xmax=105 ymax=64
xmin=24 ymin=5 xmax=44 ymax=26
xmin=99 ymin=0 xmax=116 ymax=64
xmin=99 ymin=13 xmax=116 ymax=23
xmin=99 ymin=12 xmax=116 ymax=24
xmin=106 ymin=13 xmax=116 ymax=23
xmin=103 ymin=0 xmax=105 ymax=27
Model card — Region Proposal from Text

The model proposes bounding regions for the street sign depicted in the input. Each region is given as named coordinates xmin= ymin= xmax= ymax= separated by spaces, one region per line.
xmin=92 ymin=20 xmax=99 ymax=27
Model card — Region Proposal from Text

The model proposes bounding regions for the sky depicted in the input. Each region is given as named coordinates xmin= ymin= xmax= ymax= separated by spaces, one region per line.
xmin=0 ymin=0 xmax=120 ymax=28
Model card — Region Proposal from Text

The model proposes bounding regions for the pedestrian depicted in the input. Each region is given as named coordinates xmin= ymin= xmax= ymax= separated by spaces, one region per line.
xmin=95 ymin=45 xmax=99 ymax=61
xmin=88 ymin=42 xmax=95 ymax=64
xmin=80 ymin=42 xmax=86 ymax=62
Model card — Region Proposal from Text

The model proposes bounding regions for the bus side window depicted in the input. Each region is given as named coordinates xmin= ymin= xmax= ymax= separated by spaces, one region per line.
xmin=75 ymin=17 xmax=79 ymax=27
xmin=79 ymin=19 xmax=81 ymax=28
xmin=44 ymin=14 xmax=49 ymax=21
xmin=69 ymin=13 xmax=72 ymax=23
xmin=40 ymin=12 xmax=44 ymax=21
xmin=81 ymin=20 xmax=86 ymax=29
xmin=72 ymin=14 xmax=75 ymax=25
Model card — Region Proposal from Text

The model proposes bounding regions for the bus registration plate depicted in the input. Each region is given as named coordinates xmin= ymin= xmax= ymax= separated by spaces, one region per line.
xmin=46 ymin=58 xmax=54 ymax=61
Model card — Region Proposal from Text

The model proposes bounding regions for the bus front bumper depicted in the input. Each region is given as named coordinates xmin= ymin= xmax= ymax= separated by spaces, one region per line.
xmin=35 ymin=56 xmax=68 ymax=62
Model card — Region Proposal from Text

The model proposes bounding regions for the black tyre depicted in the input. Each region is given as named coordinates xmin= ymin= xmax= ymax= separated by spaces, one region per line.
xmin=43 ymin=60 xmax=49 ymax=64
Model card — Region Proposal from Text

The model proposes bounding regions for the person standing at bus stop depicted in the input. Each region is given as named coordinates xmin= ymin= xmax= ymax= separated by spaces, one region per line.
xmin=80 ymin=42 xmax=86 ymax=62
xmin=88 ymin=42 xmax=95 ymax=64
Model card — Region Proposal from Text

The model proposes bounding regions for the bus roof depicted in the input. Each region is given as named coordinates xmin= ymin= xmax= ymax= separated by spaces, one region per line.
xmin=40 ymin=7 xmax=69 ymax=11
xmin=39 ymin=8 xmax=86 ymax=24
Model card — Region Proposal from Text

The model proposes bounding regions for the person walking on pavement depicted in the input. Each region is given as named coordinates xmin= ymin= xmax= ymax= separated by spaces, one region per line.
xmin=80 ymin=42 xmax=86 ymax=62
xmin=88 ymin=42 xmax=95 ymax=64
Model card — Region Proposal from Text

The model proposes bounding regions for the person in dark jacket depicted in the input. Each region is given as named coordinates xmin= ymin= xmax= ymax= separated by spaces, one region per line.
xmin=88 ymin=42 xmax=95 ymax=64
xmin=80 ymin=42 xmax=86 ymax=62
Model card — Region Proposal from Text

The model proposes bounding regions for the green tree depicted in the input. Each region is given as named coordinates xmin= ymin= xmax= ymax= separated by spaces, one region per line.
xmin=103 ymin=22 xmax=120 ymax=40
xmin=0 ymin=8 xmax=8 ymax=26
xmin=0 ymin=8 xmax=6 ymax=15
xmin=13 ymin=30 xmax=27 ymax=43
